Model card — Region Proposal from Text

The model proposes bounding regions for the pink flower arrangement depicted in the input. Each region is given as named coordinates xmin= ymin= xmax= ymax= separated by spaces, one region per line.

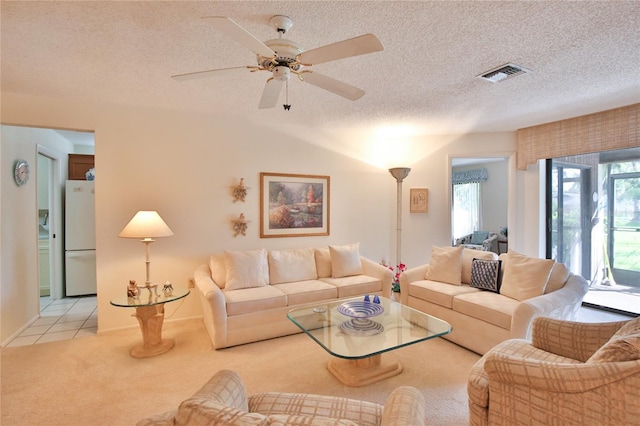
xmin=388 ymin=263 xmax=406 ymax=292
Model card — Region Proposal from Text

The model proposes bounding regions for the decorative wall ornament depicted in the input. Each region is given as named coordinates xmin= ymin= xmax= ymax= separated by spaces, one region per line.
xmin=232 ymin=178 xmax=248 ymax=202
xmin=410 ymin=188 xmax=428 ymax=213
xmin=231 ymin=213 xmax=250 ymax=237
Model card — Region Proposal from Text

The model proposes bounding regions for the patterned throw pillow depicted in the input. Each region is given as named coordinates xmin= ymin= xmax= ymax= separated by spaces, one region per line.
xmin=470 ymin=258 xmax=502 ymax=292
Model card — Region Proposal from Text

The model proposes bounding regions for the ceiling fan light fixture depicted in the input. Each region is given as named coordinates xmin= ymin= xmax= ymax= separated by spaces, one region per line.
xmin=273 ymin=66 xmax=291 ymax=81
xmin=477 ymin=63 xmax=531 ymax=83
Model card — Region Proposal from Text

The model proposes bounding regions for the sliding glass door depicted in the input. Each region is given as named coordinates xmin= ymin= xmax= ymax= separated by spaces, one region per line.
xmin=546 ymin=148 xmax=640 ymax=315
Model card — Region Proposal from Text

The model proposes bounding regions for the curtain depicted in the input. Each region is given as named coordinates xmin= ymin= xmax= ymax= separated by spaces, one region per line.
xmin=453 ymin=182 xmax=481 ymax=240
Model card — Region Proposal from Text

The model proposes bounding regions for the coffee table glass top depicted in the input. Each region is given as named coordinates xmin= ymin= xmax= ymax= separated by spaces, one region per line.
xmin=287 ymin=296 xmax=451 ymax=359
xmin=110 ymin=288 xmax=190 ymax=308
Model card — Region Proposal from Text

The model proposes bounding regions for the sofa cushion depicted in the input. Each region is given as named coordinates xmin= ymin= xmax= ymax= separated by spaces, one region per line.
xmin=249 ymin=392 xmax=382 ymax=426
xmin=329 ymin=243 xmax=364 ymax=278
xmin=320 ymin=275 xmax=382 ymax=298
xmin=314 ymin=248 xmax=332 ymax=278
xmin=470 ymin=231 xmax=489 ymax=244
xmin=268 ymin=248 xmax=318 ymax=284
xmin=224 ymin=249 xmax=270 ymax=291
xmin=545 ymin=262 xmax=570 ymax=294
xmin=272 ymin=280 xmax=338 ymax=305
xmin=499 ymin=250 xmax=554 ymax=301
xmin=470 ymin=258 xmax=502 ymax=293
xmin=267 ymin=414 xmax=358 ymax=426
xmin=409 ymin=280 xmax=479 ymax=309
xmin=224 ymin=285 xmax=287 ymax=316
xmin=453 ymin=291 xmax=519 ymax=330
xmin=462 ymin=249 xmax=498 ymax=284
xmin=425 ymin=245 xmax=464 ymax=285
xmin=176 ymin=397 xmax=268 ymax=426
xmin=209 ymin=253 xmax=227 ymax=288
xmin=587 ymin=317 xmax=640 ymax=363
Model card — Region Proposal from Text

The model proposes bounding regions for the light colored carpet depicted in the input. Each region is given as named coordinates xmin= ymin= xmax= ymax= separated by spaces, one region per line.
xmin=1 ymin=318 xmax=480 ymax=425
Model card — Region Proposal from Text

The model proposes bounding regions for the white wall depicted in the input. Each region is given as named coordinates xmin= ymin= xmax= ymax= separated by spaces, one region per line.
xmin=0 ymin=92 xmax=545 ymax=342
xmin=1 ymin=125 xmax=74 ymax=342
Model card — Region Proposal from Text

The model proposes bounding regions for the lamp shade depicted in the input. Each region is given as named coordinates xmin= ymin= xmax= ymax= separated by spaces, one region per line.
xmin=118 ymin=211 xmax=174 ymax=239
xmin=389 ymin=167 xmax=411 ymax=182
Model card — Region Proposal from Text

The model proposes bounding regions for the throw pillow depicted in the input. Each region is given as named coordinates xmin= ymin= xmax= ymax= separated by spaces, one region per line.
xmin=224 ymin=249 xmax=269 ymax=291
xmin=461 ymin=249 xmax=498 ymax=284
xmin=314 ymin=247 xmax=332 ymax=278
xmin=499 ymin=250 xmax=554 ymax=301
xmin=470 ymin=231 xmax=489 ymax=245
xmin=614 ymin=316 xmax=640 ymax=337
xmin=208 ymin=253 xmax=226 ymax=289
xmin=470 ymin=258 xmax=502 ymax=292
xmin=329 ymin=243 xmax=363 ymax=278
xmin=587 ymin=333 xmax=640 ymax=363
xmin=425 ymin=245 xmax=464 ymax=285
xmin=544 ymin=262 xmax=570 ymax=294
xmin=268 ymin=248 xmax=318 ymax=284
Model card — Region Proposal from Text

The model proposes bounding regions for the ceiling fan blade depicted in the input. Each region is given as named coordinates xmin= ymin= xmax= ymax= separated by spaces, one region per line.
xmin=298 ymin=34 xmax=383 ymax=65
xmin=202 ymin=16 xmax=275 ymax=58
xmin=172 ymin=66 xmax=254 ymax=81
xmin=301 ymin=72 xmax=365 ymax=100
xmin=258 ymin=78 xmax=284 ymax=109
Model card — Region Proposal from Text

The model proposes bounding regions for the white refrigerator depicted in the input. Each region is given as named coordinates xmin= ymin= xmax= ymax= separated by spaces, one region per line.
xmin=65 ymin=180 xmax=97 ymax=296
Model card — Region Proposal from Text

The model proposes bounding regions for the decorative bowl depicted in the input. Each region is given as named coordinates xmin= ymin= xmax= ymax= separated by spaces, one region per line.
xmin=337 ymin=301 xmax=384 ymax=318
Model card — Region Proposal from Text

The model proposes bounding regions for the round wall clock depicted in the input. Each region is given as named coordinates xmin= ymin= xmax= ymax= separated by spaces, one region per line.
xmin=14 ymin=159 xmax=30 ymax=186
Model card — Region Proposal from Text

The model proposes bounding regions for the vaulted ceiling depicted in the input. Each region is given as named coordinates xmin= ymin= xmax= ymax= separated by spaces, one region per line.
xmin=2 ymin=1 xmax=639 ymax=136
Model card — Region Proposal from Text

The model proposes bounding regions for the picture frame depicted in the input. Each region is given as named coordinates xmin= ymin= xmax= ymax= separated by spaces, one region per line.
xmin=410 ymin=188 xmax=428 ymax=213
xmin=260 ymin=172 xmax=330 ymax=238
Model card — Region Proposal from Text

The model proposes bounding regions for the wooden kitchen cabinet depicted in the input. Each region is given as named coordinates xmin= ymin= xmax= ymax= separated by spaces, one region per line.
xmin=68 ymin=154 xmax=94 ymax=180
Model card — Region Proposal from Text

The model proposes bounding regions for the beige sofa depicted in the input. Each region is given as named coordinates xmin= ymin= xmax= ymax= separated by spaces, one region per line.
xmin=468 ymin=317 xmax=640 ymax=425
xmin=138 ymin=369 xmax=427 ymax=426
xmin=399 ymin=246 xmax=588 ymax=355
xmin=195 ymin=243 xmax=393 ymax=349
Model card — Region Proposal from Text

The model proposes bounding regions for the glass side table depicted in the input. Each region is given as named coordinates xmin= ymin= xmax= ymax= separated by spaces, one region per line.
xmin=110 ymin=288 xmax=189 ymax=358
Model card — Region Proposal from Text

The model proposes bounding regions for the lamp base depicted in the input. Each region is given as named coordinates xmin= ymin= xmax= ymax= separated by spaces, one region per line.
xmin=138 ymin=283 xmax=159 ymax=296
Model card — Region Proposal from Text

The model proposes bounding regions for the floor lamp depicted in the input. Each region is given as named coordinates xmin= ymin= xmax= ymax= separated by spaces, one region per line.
xmin=389 ymin=167 xmax=411 ymax=269
xmin=119 ymin=210 xmax=174 ymax=294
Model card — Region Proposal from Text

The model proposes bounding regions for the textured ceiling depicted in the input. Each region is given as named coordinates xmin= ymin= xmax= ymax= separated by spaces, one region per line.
xmin=2 ymin=1 xmax=639 ymax=136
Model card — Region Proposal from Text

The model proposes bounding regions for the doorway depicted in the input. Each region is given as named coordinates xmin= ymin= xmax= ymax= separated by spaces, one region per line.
xmin=546 ymin=148 xmax=640 ymax=316
xmin=36 ymin=145 xmax=64 ymax=306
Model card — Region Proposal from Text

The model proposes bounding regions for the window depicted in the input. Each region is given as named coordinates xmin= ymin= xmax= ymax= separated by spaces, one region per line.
xmin=452 ymin=182 xmax=481 ymax=241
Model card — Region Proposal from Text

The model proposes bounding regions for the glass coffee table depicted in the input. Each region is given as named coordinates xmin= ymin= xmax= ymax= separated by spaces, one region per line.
xmin=287 ymin=296 xmax=451 ymax=387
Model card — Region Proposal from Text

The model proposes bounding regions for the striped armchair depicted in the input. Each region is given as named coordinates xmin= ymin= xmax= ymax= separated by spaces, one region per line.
xmin=468 ymin=316 xmax=640 ymax=425
xmin=138 ymin=369 xmax=427 ymax=426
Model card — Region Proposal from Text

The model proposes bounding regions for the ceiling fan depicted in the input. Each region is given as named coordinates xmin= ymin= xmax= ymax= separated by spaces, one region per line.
xmin=172 ymin=15 xmax=384 ymax=109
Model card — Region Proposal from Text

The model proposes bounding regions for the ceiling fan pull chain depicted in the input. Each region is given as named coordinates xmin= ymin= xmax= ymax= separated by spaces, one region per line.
xmin=283 ymin=80 xmax=291 ymax=111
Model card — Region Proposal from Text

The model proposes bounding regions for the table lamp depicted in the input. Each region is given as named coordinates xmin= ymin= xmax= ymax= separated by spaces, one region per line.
xmin=118 ymin=210 xmax=174 ymax=293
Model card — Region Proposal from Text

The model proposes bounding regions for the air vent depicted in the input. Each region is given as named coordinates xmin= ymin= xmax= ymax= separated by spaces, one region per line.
xmin=477 ymin=63 xmax=531 ymax=83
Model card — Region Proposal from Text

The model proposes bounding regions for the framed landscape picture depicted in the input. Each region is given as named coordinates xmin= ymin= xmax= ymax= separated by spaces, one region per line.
xmin=410 ymin=188 xmax=428 ymax=213
xmin=260 ymin=172 xmax=330 ymax=238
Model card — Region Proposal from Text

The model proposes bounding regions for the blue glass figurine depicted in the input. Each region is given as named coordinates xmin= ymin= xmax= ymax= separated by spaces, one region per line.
xmin=373 ymin=295 xmax=380 ymax=304
xmin=364 ymin=294 xmax=370 ymax=302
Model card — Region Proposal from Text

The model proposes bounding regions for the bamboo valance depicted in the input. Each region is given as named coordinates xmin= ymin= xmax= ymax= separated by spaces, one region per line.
xmin=516 ymin=103 xmax=639 ymax=170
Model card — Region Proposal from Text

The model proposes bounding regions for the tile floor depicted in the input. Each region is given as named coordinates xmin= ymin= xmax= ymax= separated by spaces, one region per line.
xmin=6 ymin=295 xmax=97 ymax=347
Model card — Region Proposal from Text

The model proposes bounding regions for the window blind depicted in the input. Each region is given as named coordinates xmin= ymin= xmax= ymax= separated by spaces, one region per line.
xmin=516 ymin=103 xmax=639 ymax=170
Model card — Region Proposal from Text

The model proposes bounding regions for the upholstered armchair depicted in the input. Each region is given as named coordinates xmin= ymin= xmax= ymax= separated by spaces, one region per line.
xmin=468 ymin=316 xmax=640 ymax=425
xmin=138 ymin=369 xmax=427 ymax=426
xmin=455 ymin=231 xmax=498 ymax=253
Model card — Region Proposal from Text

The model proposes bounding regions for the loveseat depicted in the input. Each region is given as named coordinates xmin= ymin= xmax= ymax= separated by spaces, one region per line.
xmin=195 ymin=243 xmax=393 ymax=349
xmin=455 ymin=231 xmax=499 ymax=253
xmin=137 ymin=369 xmax=427 ymax=426
xmin=468 ymin=316 xmax=640 ymax=425
xmin=399 ymin=246 xmax=588 ymax=355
